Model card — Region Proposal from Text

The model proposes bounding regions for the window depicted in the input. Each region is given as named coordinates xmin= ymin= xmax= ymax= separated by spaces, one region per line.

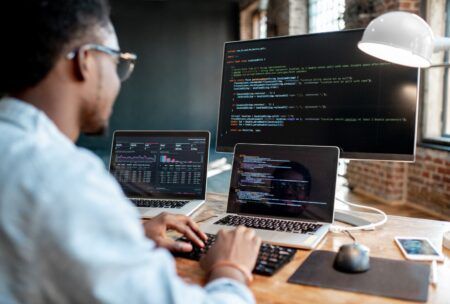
xmin=308 ymin=0 xmax=345 ymax=33
xmin=252 ymin=10 xmax=267 ymax=39
xmin=240 ymin=1 xmax=268 ymax=40
xmin=259 ymin=11 xmax=268 ymax=39
xmin=422 ymin=0 xmax=450 ymax=147
xmin=442 ymin=0 xmax=450 ymax=138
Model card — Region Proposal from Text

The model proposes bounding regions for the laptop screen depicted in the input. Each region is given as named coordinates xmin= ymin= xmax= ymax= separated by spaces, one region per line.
xmin=110 ymin=131 xmax=209 ymax=199
xmin=227 ymin=144 xmax=339 ymax=223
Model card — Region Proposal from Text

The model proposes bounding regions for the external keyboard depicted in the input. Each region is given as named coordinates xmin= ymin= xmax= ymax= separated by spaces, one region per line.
xmin=131 ymin=199 xmax=189 ymax=209
xmin=174 ymin=233 xmax=296 ymax=276
xmin=214 ymin=215 xmax=322 ymax=234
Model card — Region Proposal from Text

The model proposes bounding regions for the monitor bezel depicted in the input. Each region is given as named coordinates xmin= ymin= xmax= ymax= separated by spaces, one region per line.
xmin=215 ymin=29 xmax=419 ymax=162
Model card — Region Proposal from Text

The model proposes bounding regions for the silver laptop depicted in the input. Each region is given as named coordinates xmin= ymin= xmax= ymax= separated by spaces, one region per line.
xmin=109 ymin=131 xmax=210 ymax=218
xmin=201 ymin=144 xmax=339 ymax=249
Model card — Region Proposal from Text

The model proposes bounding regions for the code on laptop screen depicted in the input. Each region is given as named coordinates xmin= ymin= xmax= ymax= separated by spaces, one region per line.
xmin=227 ymin=144 xmax=338 ymax=222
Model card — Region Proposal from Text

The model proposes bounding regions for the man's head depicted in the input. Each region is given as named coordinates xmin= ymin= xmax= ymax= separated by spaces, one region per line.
xmin=0 ymin=0 xmax=132 ymax=136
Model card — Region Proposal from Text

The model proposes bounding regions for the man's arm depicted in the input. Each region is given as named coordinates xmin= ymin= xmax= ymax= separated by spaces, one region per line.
xmin=31 ymin=154 xmax=255 ymax=304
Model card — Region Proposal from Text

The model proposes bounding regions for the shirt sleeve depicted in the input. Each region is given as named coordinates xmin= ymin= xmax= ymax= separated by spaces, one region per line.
xmin=31 ymin=149 xmax=255 ymax=304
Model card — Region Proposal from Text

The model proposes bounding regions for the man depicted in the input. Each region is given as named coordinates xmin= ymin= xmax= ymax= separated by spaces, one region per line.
xmin=0 ymin=0 xmax=261 ymax=303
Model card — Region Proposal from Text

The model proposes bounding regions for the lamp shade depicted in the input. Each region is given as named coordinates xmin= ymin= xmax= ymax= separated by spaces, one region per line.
xmin=358 ymin=12 xmax=434 ymax=68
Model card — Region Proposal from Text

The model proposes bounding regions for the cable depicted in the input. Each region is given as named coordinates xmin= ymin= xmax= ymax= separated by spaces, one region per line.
xmin=329 ymin=197 xmax=388 ymax=232
xmin=344 ymin=230 xmax=356 ymax=243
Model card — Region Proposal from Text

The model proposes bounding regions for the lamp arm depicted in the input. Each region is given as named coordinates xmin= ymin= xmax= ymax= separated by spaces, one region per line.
xmin=434 ymin=37 xmax=450 ymax=52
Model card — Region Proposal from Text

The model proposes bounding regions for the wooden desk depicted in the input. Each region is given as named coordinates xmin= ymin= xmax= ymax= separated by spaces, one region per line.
xmin=175 ymin=193 xmax=450 ymax=304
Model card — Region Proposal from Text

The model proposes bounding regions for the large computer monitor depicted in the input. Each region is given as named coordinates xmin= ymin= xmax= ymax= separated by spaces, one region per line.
xmin=216 ymin=29 xmax=419 ymax=161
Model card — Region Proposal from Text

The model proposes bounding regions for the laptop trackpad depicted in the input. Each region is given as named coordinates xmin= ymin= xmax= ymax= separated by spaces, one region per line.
xmin=138 ymin=208 xmax=151 ymax=215
xmin=201 ymin=224 xmax=275 ymax=241
xmin=254 ymin=229 xmax=276 ymax=240
xmin=272 ymin=232 xmax=310 ymax=244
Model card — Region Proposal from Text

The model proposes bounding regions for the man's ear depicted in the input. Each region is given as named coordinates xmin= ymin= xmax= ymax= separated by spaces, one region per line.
xmin=73 ymin=48 xmax=94 ymax=82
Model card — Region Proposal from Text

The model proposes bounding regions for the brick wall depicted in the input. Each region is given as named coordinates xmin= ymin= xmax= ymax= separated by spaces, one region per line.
xmin=399 ymin=0 xmax=421 ymax=11
xmin=240 ymin=0 xmax=308 ymax=38
xmin=267 ymin=0 xmax=290 ymax=37
xmin=347 ymin=162 xmax=406 ymax=204
xmin=344 ymin=0 xmax=419 ymax=28
xmin=407 ymin=147 xmax=450 ymax=217
xmin=344 ymin=0 xmax=450 ymax=219
xmin=239 ymin=0 xmax=260 ymax=40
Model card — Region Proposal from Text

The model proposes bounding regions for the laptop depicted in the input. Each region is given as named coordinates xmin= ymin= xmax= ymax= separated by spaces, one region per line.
xmin=109 ymin=130 xmax=210 ymax=218
xmin=200 ymin=144 xmax=339 ymax=249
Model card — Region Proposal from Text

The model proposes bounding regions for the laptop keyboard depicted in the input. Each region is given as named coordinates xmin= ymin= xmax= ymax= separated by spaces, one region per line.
xmin=131 ymin=199 xmax=189 ymax=209
xmin=174 ymin=233 xmax=296 ymax=276
xmin=214 ymin=215 xmax=322 ymax=234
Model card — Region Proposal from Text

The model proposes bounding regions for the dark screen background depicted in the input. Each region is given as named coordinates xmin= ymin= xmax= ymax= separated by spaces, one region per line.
xmin=217 ymin=29 xmax=418 ymax=160
xmin=227 ymin=145 xmax=339 ymax=222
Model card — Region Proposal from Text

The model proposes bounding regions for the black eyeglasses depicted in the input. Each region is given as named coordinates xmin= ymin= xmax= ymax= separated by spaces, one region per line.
xmin=66 ymin=44 xmax=137 ymax=82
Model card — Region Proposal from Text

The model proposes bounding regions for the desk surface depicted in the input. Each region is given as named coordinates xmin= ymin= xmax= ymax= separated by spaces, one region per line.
xmin=175 ymin=193 xmax=450 ymax=304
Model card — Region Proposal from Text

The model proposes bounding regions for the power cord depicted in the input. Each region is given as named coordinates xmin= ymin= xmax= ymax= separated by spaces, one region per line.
xmin=344 ymin=230 xmax=356 ymax=243
xmin=330 ymin=197 xmax=388 ymax=232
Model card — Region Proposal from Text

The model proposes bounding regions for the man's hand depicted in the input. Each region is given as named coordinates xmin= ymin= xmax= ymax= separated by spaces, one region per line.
xmin=143 ymin=212 xmax=208 ymax=252
xmin=200 ymin=226 xmax=261 ymax=284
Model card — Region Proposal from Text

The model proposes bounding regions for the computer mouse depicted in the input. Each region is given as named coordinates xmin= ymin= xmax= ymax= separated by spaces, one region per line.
xmin=333 ymin=243 xmax=370 ymax=273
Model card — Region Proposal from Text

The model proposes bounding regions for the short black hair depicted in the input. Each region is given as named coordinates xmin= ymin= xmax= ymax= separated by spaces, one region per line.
xmin=0 ymin=0 xmax=111 ymax=96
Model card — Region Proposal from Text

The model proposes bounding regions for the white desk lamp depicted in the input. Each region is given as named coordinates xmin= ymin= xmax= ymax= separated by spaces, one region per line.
xmin=332 ymin=12 xmax=448 ymax=231
xmin=357 ymin=11 xmax=450 ymax=67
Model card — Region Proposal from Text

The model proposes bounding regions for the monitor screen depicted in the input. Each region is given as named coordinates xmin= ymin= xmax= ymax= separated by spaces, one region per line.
xmin=216 ymin=29 xmax=419 ymax=161
xmin=227 ymin=144 xmax=339 ymax=223
xmin=110 ymin=131 xmax=209 ymax=199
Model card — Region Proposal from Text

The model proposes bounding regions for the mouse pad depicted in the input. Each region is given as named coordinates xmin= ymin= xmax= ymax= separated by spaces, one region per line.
xmin=288 ymin=250 xmax=430 ymax=302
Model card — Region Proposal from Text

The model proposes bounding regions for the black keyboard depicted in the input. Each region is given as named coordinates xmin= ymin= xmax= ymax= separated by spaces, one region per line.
xmin=214 ymin=215 xmax=322 ymax=234
xmin=131 ymin=199 xmax=189 ymax=209
xmin=174 ymin=233 xmax=296 ymax=276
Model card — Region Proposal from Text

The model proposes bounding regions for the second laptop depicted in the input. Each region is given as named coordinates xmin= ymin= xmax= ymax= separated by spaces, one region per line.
xmin=109 ymin=130 xmax=210 ymax=218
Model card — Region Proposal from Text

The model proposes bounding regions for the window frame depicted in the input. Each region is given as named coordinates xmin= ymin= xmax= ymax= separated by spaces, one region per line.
xmin=308 ymin=0 xmax=345 ymax=34
xmin=420 ymin=0 xmax=450 ymax=150
xmin=442 ymin=0 xmax=450 ymax=138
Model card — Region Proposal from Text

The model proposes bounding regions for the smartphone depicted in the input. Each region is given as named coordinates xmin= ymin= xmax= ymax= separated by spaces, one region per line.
xmin=394 ymin=237 xmax=444 ymax=261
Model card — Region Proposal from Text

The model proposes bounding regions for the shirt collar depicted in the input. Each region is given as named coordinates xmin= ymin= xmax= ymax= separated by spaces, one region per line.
xmin=0 ymin=97 xmax=69 ymax=142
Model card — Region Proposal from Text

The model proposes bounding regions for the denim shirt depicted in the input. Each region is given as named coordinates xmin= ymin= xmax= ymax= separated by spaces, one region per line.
xmin=0 ymin=98 xmax=254 ymax=304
